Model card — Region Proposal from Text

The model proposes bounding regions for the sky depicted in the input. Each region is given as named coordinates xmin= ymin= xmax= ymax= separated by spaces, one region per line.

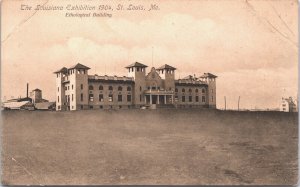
xmin=1 ymin=0 xmax=298 ymax=109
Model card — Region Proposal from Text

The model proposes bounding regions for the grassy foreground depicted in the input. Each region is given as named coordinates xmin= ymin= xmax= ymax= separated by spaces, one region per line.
xmin=1 ymin=109 xmax=298 ymax=185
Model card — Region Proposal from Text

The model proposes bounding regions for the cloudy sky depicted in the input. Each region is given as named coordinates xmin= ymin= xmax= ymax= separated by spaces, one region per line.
xmin=1 ymin=0 xmax=298 ymax=109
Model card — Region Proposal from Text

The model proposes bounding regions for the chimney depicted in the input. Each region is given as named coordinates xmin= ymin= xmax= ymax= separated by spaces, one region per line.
xmin=27 ymin=83 xmax=29 ymax=98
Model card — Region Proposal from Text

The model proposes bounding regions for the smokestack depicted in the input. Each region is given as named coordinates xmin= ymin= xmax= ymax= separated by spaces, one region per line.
xmin=26 ymin=83 xmax=29 ymax=98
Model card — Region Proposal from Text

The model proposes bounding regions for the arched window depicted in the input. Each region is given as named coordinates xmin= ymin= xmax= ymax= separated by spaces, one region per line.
xmin=195 ymin=89 xmax=199 ymax=93
xmin=202 ymin=88 xmax=206 ymax=93
xmin=99 ymin=85 xmax=103 ymax=90
xmin=189 ymin=88 xmax=192 ymax=93
xmin=118 ymin=86 xmax=122 ymax=91
xmin=89 ymin=85 xmax=94 ymax=90
xmin=182 ymin=88 xmax=185 ymax=93
xmin=175 ymin=88 xmax=178 ymax=92
xmin=127 ymin=86 xmax=131 ymax=91
xmin=109 ymin=86 xmax=113 ymax=91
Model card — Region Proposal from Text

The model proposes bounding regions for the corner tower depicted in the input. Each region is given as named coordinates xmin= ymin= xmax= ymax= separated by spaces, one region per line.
xmin=200 ymin=73 xmax=217 ymax=109
xmin=54 ymin=67 xmax=68 ymax=110
xmin=157 ymin=64 xmax=176 ymax=91
xmin=68 ymin=63 xmax=90 ymax=110
xmin=125 ymin=62 xmax=147 ymax=107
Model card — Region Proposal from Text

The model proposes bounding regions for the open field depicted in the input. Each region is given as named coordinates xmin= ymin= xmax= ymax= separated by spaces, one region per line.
xmin=1 ymin=109 xmax=298 ymax=185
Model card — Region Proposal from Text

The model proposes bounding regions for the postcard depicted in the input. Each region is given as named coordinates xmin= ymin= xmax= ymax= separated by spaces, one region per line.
xmin=1 ymin=0 xmax=298 ymax=185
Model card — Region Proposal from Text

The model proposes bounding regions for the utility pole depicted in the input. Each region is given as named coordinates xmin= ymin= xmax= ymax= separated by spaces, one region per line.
xmin=224 ymin=96 xmax=226 ymax=110
xmin=152 ymin=46 xmax=154 ymax=67
xmin=238 ymin=96 xmax=240 ymax=111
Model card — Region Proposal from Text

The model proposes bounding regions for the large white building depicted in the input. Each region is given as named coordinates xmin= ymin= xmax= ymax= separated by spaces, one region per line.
xmin=54 ymin=62 xmax=217 ymax=111
xmin=280 ymin=97 xmax=298 ymax=112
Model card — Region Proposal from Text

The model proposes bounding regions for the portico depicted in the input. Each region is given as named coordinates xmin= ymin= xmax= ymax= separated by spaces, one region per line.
xmin=144 ymin=90 xmax=174 ymax=105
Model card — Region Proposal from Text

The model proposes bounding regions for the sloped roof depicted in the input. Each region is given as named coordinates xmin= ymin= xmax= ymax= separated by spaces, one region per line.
xmin=3 ymin=101 xmax=31 ymax=109
xmin=182 ymin=75 xmax=196 ymax=80
xmin=32 ymin=88 xmax=41 ymax=92
xmin=69 ymin=63 xmax=90 ymax=70
xmin=157 ymin=64 xmax=176 ymax=70
xmin=199 ymin=73 xmax=218 ymax=78
xmin=53 ymin=67 xmax=68 ymax=73
xmin=125 ymin=62 xmax=148 ymax=68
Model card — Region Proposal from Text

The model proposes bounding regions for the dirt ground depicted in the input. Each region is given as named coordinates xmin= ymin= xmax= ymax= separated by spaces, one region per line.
xmin=1 ymin=109 xmax=298 ymax=185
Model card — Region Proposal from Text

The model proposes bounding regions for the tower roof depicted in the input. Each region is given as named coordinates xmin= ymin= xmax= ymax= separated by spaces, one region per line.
xmin=53 ymin=67 xmax=68 ymax=74
xmin=199 ymin=73 xmax=218 ymax=78
xmin=32 ymin=88 xmax=41 ymax=92
xmin=157 ymin=64 xmax=176 ymax=70
xmin=125 ymin=62 xmax=148 ymax=68
xmin=69 ymin=63 xmax=90 ymax=70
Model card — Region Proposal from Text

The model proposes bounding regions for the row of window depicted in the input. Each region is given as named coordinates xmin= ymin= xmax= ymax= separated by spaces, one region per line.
xmin=175 ymin=88 xmax=206 ymax=93
xmin=89 ymin=94 xmax=132 ymax=102
xmin=174 ymin=95 xmax=213 ymax=103
xmin=89 ymin=85 xmax=132 ymax=91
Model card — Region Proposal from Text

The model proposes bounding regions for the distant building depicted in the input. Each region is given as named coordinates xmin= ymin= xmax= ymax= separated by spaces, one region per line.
xmin=54 ymin=62 xmax=217 ymax=111
xmin=30 ymin=89 xmax=49 ymax=104
xmin=34 ymin=102 xmax=56 ymax=110
xmin=2 ymin=101 xmax=34 ymax=110
xmin=280 ymin=97 xmax=298 ymax=112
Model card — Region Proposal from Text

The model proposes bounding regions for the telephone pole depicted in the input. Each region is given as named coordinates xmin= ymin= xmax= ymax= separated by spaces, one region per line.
xmin=238 ymin=96 xmax=240 ymax=111
xmin=224 ymin=96 xmax=227 ymax=110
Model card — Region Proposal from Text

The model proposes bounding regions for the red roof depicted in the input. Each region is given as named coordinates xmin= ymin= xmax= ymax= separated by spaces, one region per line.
xmin=157 ymin=64 xmax=176 ymax=70
xmin=125 ymin=62 xmax=148 ymax=68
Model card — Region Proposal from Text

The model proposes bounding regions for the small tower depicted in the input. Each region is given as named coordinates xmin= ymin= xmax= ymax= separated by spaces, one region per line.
xmin=157 ymin=64 xmax=176 ymax=91
xmin=68 ymin=63 xmax=90 ymax=111
xmin=30 ymin=89 xmax=42 ymax=104
xmin=125 ymin=62 xmax=147 ymax=107
xmin=54 ymin=67 xmax=68 ymax=111
xmin=200 ymin=73 xmax=217 ymax=108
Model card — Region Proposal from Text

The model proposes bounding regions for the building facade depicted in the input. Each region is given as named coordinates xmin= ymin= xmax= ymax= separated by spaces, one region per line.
xmin=54 ymin=62 xmax=217 ymax=111
xmin=280 ymin=97 xmax=298 ymax=112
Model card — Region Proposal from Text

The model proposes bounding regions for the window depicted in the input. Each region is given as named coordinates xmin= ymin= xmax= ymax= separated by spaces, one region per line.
xmin=182 ymin=88 xmax=185 ymax=93
xmin=211 ymin=96 xmax=214 ymax=102
xmin=137 ymin=67 xmax=140 ymax=72
xmin=72 ymin=94 xmax=74 ymax=101
xmin=81 ymin=84 xmax=83 ymax=90
xmin=58 ymin=96 xmax=60 ymax=103
xmin=140 ymin=95 xmax=142 ymax=102
xmin=195 ymin=89 xmax=198 ymax=93
xmin=72 ymin=85 xmax=74 ymax=90
xmin=89 ymin=105 xmax=93 ymax=109
xmin=89 ymin=94 xmax=94 ymax=102
xmin=202 ymin=89 xmax=205 ymax=93
xmin=211 ymin=89 xmax=213 ymax=93
xmin=81 ymin=105 xmax=83 ymax=109
xmin=68 ymin=86 xmax=69 ymax=90
xmin=99 ymin=85 xmax=103 ymax=90
xmin=58 ymin=105 xmax=60 ymax=109
xmin=109 ymin=86 xmax=113 ymax=91
xmin=175 ymin=96 xmax=178 ymax=102
xmin=118 ymin=95 xmax=122 ymax=102
xmin=99 ymin=94 xmax=104 ymax=102
xmin=282 ymin=104 xmax=286 ymax=107
xmin=127 ymin=86 xmax=131 ymax=91
xmin=189 ymin=96 xmax=192 ymax=102
xmin=127 ymin=95 xmax=132 ymax=102
xmin=89 ymin=85 xmax=94 ymax=90
xmin=81 ymin=93 xmax=83 ymax=101
xmin=109 ymin=94 xmax=113 ymax=102
xmin=202 ymin=96 xmax=206 ymax=102
xmin=182 ymin=96 xmax=185 ymax=102
xmin=175 ymin=88 xmax=178 ymax=92
xmin=189 ymin=88 xmax=192 ymax=93
xmin=58 ymin=87 xmax=59 ymax=92
xmin=196 ymin=96 xmax=199 ymax=102
xmin=140 ymin=86 xmax=142 ymax=91
xmin=118 ymin=86 xmax=123 ymax=91
xmin=100 ymin=105 xmax=103 ymax=109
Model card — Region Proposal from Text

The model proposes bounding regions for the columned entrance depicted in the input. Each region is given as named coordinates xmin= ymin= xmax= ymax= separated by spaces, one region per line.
xmin=145 ymin=94 xmax=174 ymax=105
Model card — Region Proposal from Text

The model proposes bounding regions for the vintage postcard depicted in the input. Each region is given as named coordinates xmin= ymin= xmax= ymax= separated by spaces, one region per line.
xmin=1 ymin=0 xmax=298 ymax=185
